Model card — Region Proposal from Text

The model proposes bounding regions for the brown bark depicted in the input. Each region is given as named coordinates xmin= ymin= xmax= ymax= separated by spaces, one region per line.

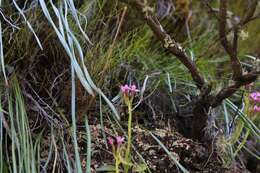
xmin=122 ymin=0 xmax=259 ymax=142
xmin=127 ymin=0 xmax=206 ymax=89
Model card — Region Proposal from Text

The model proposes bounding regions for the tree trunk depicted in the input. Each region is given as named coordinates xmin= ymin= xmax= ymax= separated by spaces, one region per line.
xmin=192 ymin=97 xmax=211 ymax=142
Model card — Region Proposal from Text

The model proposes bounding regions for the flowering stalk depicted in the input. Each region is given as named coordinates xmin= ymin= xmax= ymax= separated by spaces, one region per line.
xmin=115 ymin=156 xmax=120 ymax=173
xmin=249 ymin=91 xmax=260 ymax=103
xmin=125 ymin=100 xmax=133 ymax=172
xmin=108 ymin=136 xmax=124 ymax=173
xmin=120 ymin=84 xmax=139 ymax=172
xmin=113 ymin=145 xmax=120 ymax=173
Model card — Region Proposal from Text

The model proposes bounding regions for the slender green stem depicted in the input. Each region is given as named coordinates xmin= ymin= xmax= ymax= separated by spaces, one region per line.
xmin=125 ymin=101 xmax=132 ymax=172
xmin=115 ymin=155 xmax=120 ymax=173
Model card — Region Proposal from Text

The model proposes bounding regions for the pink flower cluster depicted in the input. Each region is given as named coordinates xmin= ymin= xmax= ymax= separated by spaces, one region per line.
xmin=249 ymin=91 xmax=260 ymax=113
xmin=250 ymin=92 xmax=260 ymax=102
xmin=120 ymin=84 xmax=139 ymax=96
xmin=108 ymin=136 xmax=125 ymax=146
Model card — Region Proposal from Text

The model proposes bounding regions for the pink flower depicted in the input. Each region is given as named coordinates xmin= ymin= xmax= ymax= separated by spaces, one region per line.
xmin=120 ymin=85 xmax=131 ymax=94
xmin=249 ymin=92 xmax=260 ymax=102
xmin=130 ymin=84 xmax=139 ymax=94
xmin=115 ymin=136 xmax=125 ymax=145
xmin=108 ymin=136 xmax=124 ymax=147
xmin=253 ymin=105 xmax=260 ymax=112
xmin=108 ymin=137 xmax=115 ymax=145
xmin=120 ymin=84 xmax=139 ymax=96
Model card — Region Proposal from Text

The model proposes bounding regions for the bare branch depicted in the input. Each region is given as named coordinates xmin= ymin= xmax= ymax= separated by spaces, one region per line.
xmin=204 ymin=0 xmax=220 ymax=20
xmin=127 ymin=0 xmax=206 ymax=89
xmin=241 ymin=0 xmax=258 ymax=26
xmin=219 ymin=0 xmax=243 ymax=80
xmin=212 ymin=0 xmax=260 ymax=107
xmin=212 ymin=71 xmax=259 ymax=107
xmin=232 ymin=26 xmax=239 ymax=57
xmin=125 ymin=0 xmax=259 ymax=107
xmin=219 ymin=0 xmax=232 ymax=54
xmin=247 ymin=12 xmax=260 ymax=22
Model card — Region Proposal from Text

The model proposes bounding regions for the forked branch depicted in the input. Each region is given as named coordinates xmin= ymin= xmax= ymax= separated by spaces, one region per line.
xmin=123 ymin=0 xmax=259 ymax=142
xmin=241 ymin=0 xmax=258 ymax=25
xmin=213 ymin=0 xmax=259 ymax=106
xmin=219 ymin=0 xmax=243 ymax=80
xmin=127 ymin=0 xmax=206 ymax=89
xmin=212 ymin=71 xmax=259 ymax=107
xmin=125 ymin=0 xmax=259 ymax=107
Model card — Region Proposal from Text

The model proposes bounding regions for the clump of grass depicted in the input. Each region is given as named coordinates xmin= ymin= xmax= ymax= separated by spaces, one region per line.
xmin=5 ymin=77 xmax=39 ymax=173
xmin=0 ymin=1 xmax=259 ymax=172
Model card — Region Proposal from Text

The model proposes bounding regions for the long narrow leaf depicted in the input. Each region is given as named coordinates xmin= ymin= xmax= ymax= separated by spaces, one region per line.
xmin=0 ymin=23 xmax=7 ymax=85
xmin=65 ymin=0 xmax=92 ymax=44
xmin=0 ymin=91 xmax=3 ymax=173
xmin=39 ymin=0 xmax=120 ymax=120
xmin=223 ymin=102 xmax=230 ymax=136
xmin=150 ymin=132 xmax=189 ymax=173
xmin=71 ymin=63 xmax=83 ymax=173
xmin=225 ymin=99 xmax=260 ymax=140
xmin=12 ymin=0 xmax=43 ymax=49
xmin=85 ymin=118 xmax=91 ymax=173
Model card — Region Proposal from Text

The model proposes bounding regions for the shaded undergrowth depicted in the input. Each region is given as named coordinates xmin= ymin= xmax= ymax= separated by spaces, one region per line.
xmin=0 ymin=0 xmax=259 ymax=172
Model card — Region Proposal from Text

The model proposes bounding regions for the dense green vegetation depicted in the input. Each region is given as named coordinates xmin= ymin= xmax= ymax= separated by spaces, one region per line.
xmin=0 ymin=0 xmax=259 ymax=172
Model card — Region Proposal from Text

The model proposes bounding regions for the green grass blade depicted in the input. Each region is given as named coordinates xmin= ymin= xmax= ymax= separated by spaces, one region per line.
xmin=99 ymin=94 xmax=108 ymax=149
xmin=0 ymin=22 xmax=7 ymax=85
xmin=62 ymin=140 xmax=73 ymax=173
xmin=0 ymin=91 xmax=3 ymax=173
xmin=242 ymin=144 xmax=260 ymax=160
xmin=85 ymin=117 xmax=91 ymax=173
xmin=225 ymin=99 xmax=260 ymax=140
xmin=65 ymin=0 xmax=92 ymax=44
xmin=71 ymin=62 xmax=83 ymax=173
xmin=223 ymin=102 xmax=230 ymax=136
xmin=150 ymin=132 xmax=189 ymax=173
xmin=12 ymin=0 xmax=43 ymax=50
xmin=61 ymin=1 xmax=120 ymax=120
xmin=39 ymin=0 xmax=120 ymax=120
xmin=8 ymin=93 xmax=18 ymax=173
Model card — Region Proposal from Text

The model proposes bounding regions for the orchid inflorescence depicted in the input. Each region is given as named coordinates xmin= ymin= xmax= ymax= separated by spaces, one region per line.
xmin=107 ymin=136 xmax=125 ymax=173
xmin=119 ymin=84 xmax=139 ymax=172
xmin=249 ymin=91 xmax=260 ymax=113
xmin=249 ymin=91 xmax=260 ymax=102
xmin=120 ymin=84 xmax=139 ymax=97
xmin=108 ymin=136 xmax=125 ymax=147
xmin=107 ymin=84 xmax=140 ymax=172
